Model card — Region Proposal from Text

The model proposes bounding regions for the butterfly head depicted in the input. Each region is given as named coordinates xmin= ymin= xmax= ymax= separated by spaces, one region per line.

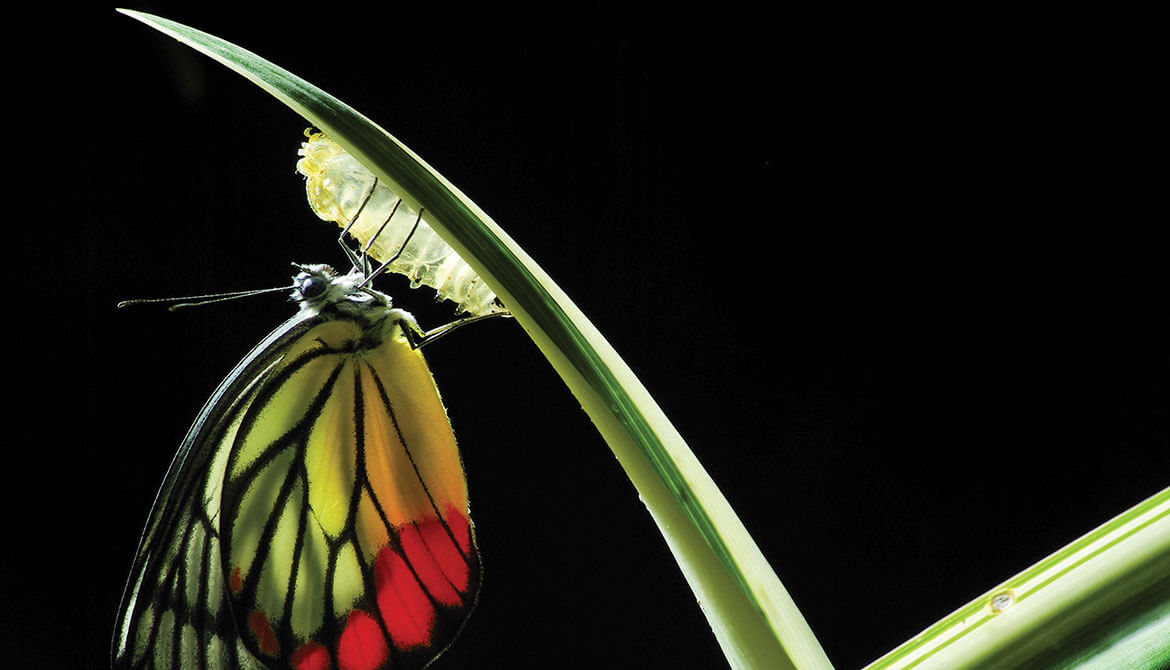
xmin=291 ymin=263 xmax=392 ymax=315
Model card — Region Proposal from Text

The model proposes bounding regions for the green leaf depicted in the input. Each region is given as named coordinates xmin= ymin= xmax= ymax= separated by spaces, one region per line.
xmin=866 ymin=485 xmax=1170 ymax=669
xmin=118 ymin=9 xmax=832 ymax=669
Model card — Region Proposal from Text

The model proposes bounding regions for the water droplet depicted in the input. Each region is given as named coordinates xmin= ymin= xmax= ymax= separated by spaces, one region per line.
xmin=990 ymin=591 xmax=1015 ymax=613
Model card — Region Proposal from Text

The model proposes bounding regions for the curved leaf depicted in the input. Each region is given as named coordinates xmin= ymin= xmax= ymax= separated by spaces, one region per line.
xmin=118 ymin=9 xmax=832 ymax=669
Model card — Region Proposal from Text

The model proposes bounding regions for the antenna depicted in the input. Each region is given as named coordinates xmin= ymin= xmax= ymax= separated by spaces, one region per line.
xmin=117 ymin=285 xmax=295 ymax=312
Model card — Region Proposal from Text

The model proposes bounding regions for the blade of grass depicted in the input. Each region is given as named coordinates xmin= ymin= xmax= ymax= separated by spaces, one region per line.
xmin=117 ymin=9 xmax=833 ymax=669
xmin=865 ymin=485 xmax=1170 ymax=669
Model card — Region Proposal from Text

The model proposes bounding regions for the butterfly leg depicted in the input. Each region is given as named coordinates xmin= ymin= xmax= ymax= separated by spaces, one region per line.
xmin=403 ymin=312 xmax=511 ymax=350
xmin=336 ymin=177 xmax=384 ymax=272
xmin=360 ymin=207 xmax=424 ymax=288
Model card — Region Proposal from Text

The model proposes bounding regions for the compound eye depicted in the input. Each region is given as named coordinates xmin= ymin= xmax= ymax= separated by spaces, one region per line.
xmin=299 ymin=274 xmax=329 ymax=300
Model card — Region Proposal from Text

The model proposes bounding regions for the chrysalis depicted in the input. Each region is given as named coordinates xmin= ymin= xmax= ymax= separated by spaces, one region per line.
xmin=296 ymin=131 xmax=506 ymax=317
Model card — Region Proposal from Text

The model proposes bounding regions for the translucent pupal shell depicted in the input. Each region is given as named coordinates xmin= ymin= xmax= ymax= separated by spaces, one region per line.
xmin=296 ymin=132 xmax=505 ymax=316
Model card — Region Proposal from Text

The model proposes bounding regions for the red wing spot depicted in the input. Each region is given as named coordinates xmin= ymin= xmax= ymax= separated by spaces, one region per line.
xmin=248 ymin=610 xmax=280 ymax=657
xmin=338 ymin=610 xmax=388 ymax=670
xmin=374 ymin=545 xmax=435 ymax=648
xmin=229 ymin=566 xmax=243 ymax=594
xmin=291 ymin=641 xmax=331 ymax=670
xmin=400 ymin=516 xmax=471 ymax=606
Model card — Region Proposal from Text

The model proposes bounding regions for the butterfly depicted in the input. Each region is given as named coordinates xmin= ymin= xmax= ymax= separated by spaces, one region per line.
xmin=113 ymin=261 xmax=482 ymax=670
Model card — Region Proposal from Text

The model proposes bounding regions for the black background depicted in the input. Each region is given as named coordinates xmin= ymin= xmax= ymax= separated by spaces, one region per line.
xmin=9 ymin=3 xmax=1166 ymax=668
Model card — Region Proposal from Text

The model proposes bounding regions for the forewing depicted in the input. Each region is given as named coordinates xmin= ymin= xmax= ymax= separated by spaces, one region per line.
xmin=113 ymin=316 xmax=315 ymax=669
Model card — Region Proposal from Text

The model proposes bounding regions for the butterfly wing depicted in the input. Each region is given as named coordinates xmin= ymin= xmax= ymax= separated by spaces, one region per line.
xmin=113 ymin=313 xmax=311 ymax=670
xmin=114 ymin=309 xmax=479 ymax=670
